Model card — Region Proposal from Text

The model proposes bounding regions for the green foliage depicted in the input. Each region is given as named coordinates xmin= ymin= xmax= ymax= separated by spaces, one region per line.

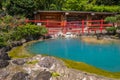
xmin=49 ymin=4 xmax=57 ymax=10
xmin=11 ymin=24 xmax=47 ymax=40
xmin=115 ymin=15 xmax=120 ymax=23
xmin=62 ymin=0 xmax=120 ymax=12
xmin=0 ymin=35 xmax=7 ymax=47
xmin=5 ymin=0 xmax=36 ymax=17
xmin=0 ymin=15 xmax=47 ymax=47
xmin=35 ymin=0 xmax=65 ymax=10
xmin=106 ymin=27 xmax=117 ymax=35
xmin=106 ymin=27 xmax=117 ymax=31
xmin=89 ymin=0 xmax=120 ymax=6
xmin=105 ymin=17 xmax=117 ymax=23
xmin=0 ymin=15 xmax=25 ymax=30
xmin=1 ymin=0 xmax=120 ymax=16
xmin=63 ymin=0 xmax=87 ymax=11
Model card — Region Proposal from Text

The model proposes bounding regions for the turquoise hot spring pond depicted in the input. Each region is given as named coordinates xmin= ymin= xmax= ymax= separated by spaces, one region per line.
xmin=27 ymin=39 xmax=120 ymax=72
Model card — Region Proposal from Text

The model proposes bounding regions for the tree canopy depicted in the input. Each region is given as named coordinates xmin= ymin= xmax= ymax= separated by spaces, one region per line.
xmin=0 ymin=0 xmax=120 ymax=17
xmin=4 ymin=0 xmax=36 ymax=17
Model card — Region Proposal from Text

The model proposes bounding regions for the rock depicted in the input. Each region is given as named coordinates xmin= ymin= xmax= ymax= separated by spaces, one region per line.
xmin=11 ymin=41 xmax=23 ymax=47
xmin=0 ymin=60 xmax=9 ymax=68
xmin=12 ymin=59 xmax=26 ymax=65
xmin=34 ymin=71 xmax=52 ymax=80
xmin=0 ymin=70 xmax=9 ymax=80
xmin=38 ymin=57 xmax=56 ymax=68
xmin=96 ymin=34 xmax=103 ymax=40
xmin=0 ymin=52 xmax=10 ymax=60
xmin=4 ymin=46 xmax=12 ymax=52
xmin=11 ymin=72 xmax=30 ymax=80
xmin=21 ymin=39 xmax=26 ymax=43
xmin=0 ymin=47 xmax=11 ymax=60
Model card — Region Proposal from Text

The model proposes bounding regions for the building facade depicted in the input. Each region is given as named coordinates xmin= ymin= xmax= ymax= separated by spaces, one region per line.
xmin=27 ymin=11 xmax=118 ymax=34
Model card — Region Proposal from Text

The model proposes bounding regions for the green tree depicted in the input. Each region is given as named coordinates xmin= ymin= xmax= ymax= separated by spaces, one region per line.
xmin=5 ymin=0 xmax=36 ymax=17
xmin=0 ymin=15 xmax=25 ymax=31
xmin=88 ymin=0 xmax=120 ymax=6
xmin=63 ymin=0 xmax=86 ymax=11
xmin=105 ymin=15 xmax=120 ymax=35
xmin=35 ymin=0 xmax=65 ymax=10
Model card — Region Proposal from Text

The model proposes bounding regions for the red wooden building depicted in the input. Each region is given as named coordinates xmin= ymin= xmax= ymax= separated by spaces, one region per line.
xmin=26 ymin=11 xmax=118 ymax=34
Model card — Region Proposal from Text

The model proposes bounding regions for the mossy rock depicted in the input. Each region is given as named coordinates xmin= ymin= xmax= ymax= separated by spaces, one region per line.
xmin=52 ymin=72 xmax=60 ymax=77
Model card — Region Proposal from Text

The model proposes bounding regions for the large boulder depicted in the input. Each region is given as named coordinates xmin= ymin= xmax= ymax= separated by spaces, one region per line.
xmin=0 ymin=60 xmax=9 ymax=68
xmin=12 ymin=59 xmax=26 ymax=65
xmin=34 ymin=71 xmax=52 ymax=80
xmin=38 ymin=57 xmax=56 ymax=68
xmin=11 ymin=72 xmax=31 ymax=80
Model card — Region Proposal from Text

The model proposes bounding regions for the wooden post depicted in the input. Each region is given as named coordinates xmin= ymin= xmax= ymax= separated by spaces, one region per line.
xmin=82 ymin=20 xmax=84 ymax=34
xmin=100 ymin=19 xmax=103 ymax=33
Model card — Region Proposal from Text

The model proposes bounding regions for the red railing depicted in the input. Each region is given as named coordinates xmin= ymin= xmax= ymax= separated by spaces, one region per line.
xmin=26 ymin=19 xmax=113 ymax=34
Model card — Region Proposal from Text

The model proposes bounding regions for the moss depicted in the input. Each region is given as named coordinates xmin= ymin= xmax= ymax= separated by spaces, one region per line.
xmin=26 ymin=60 xmax=39 ymax=64
xmin=61 ymin=59 xmax=120 ymax=79
xmin=8 ymin=45 xmax=34 ymax=59
xmin=51 ymin=72 xmax=60 ymax=77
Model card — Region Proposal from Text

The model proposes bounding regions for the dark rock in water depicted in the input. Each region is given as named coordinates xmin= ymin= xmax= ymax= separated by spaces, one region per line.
xmin=34 ymin=71 xmax=52 ymax=80
xmin=38 ymin=57 xmax=56 ymax=68
xmin=12 ymin=59 xmax=26 ymax=65
xmin=0 ymin=60 xmax=9 ymax=68
xmin=11 ymin=72 xmax=30 ymax=80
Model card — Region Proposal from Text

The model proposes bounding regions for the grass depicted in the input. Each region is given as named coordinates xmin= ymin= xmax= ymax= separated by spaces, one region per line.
xmin=62 ymin=59 xmax=120 ymax=79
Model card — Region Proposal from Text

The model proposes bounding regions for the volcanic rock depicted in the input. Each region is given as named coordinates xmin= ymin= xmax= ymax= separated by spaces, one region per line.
xmin=11 ymin=72 xmax=30 ymax=80
xmin=0 ymin=60 xmax=9 ymax=68
xmin=34 ymin=71 xmax=52 ymax=80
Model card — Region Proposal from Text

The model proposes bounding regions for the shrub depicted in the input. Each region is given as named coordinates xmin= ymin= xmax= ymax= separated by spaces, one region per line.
xmin=11 ymin=24 xmax=47 ymax=40
xmin=106 ymin=27 xmax=117 ymax=35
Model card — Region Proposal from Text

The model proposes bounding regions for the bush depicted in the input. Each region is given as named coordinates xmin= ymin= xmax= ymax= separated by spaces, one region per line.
xmin=106 ymin=27 xmax=117 ymax=31
xmin=106 ymin=27 xmax=117 ymax=35
xmin=105 ymin=17 xmax=117 ymax=23
xmin=11 ymin=24 xmax=47 ymax=40
xmin=0 ymin=35 xmax=7 ymax=47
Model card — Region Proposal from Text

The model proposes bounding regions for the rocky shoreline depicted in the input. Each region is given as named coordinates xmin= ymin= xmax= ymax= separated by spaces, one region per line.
xmin=0 ymin=38 xmax=119 ymax=80
xmin=0 ymin=55 xmax=116 ymax=80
